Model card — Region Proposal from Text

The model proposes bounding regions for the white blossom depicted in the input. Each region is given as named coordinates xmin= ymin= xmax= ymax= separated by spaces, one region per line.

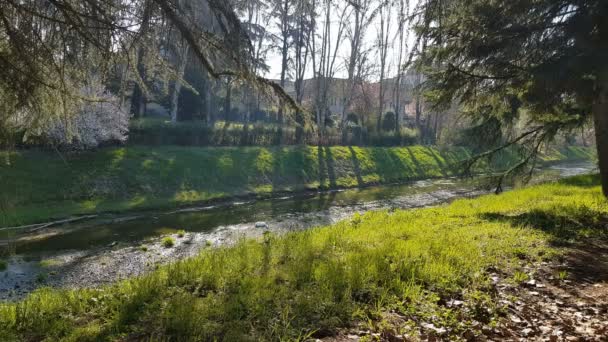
xmin=45 ymin=82 xmax=130 ymax=149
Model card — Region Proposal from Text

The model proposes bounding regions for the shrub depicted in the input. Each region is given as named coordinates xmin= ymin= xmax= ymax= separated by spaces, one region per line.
xmin=44 ymin=81 xmax=129 ymax=149
xmin=346 ymin=113 xmax=359 ymax=125
xmin=382 ymin=111 xmax=396 ymax=131
xmin=0 ymin=260 xmax=6 ymax=271
xmin=162 ymin=237 xmax=175 ymax=248
xmin=368 ymin=127 xmax=418 ymax=146
xmin=128 ymin=119 xmax=307 ymax=146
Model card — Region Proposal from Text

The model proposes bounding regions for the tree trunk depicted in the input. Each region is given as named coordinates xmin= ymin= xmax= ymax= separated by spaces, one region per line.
xmin=224 ymin=81 xmax=232 ymax=122
xmin=593 ymin=74 xmax=608 ymax=197
xmin=170 ymin=44 xmax=189 ymax=122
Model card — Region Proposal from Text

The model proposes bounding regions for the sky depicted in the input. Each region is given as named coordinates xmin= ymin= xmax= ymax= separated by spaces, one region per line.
xmin=262 ymin=0 xmax=420 ymax=81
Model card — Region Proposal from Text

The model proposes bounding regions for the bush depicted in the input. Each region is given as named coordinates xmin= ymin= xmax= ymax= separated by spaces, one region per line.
xmin=128 ymin=119 xmax=309 ymax=146
xmin=369 ymin=127 xmax=418 ymax=146
xmin=382 ymin=111 xmax=396 ymax=131
xmin=346 ymin=113 xmax=359 ymax=125
xmin=44 ymin=82 xmax=129 ymax=149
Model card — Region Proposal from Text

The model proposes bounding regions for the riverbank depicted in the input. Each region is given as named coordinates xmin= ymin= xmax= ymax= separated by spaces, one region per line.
xmin=0 ymin=145 xmax=596 ymax=227
xmin=1 ymin=174 xmax=606 ymax=340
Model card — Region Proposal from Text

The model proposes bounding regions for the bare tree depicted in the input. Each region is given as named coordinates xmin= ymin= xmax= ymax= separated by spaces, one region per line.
xmin=309 ymin=0 xmax=349 ymax=140
xmin=375 ymin=0 xmax=393 ymax=131
xmin=341 ymin=0 xmax=378 ymax=125
xmin=391 ymin=0 xmax=409 ymax=132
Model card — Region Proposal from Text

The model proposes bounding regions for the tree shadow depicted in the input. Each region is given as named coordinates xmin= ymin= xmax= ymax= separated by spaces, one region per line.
xmin=480 ymin=207 xmax=608 ymax=284
xmin=557 ymin=174 xmax=600 ymax=188
xmin=404 ymin=147 xmax=425 ymax=178
xmin=348 ymin=146 xmax=364 ymax=187
xmin=317 ymin=146 xmax=337 ymax=188
xmin=270 ymin=146 xmax=311 ymax=191
xmin=481 ymin=208 xmax=608 ymax=245
xmin=424 ymin=147 xmax=449 ymax=177
xmin=323 ymin=146 xmax=337 ymax=188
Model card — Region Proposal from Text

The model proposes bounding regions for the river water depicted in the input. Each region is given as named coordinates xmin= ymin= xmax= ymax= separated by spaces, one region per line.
xmin=0 ymin=162 xmax=596 ymax=300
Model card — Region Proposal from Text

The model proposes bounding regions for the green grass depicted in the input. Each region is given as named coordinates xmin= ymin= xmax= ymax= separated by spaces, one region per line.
xmin=39 ymin=258 xmax=62 ymax=268
xmin=0 ymin=145 xmax=595 ymax=227
xmin=161 ymin=237 xmax=175 ymax=248
xmin=0 ymin=175 xmax=606 ymax=340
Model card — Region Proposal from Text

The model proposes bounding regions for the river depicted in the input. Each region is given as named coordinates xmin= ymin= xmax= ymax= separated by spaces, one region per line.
xmin=0 ymin=161 xmax=596 ymax=300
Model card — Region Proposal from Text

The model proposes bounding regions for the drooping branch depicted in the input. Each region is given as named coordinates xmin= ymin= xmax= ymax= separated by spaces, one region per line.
xmin=152 ymin=0 xmax=303 ymax=112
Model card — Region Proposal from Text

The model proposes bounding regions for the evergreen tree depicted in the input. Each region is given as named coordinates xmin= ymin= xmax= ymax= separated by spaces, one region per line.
xmin=414 ymin=0 xmax=608 ymax=195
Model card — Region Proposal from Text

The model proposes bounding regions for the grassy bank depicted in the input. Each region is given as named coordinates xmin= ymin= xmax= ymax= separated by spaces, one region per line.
xmin=0 ymin=145 xmax=596 ymax=227
xmin=0 ymin=175 xmax=606 ymax=340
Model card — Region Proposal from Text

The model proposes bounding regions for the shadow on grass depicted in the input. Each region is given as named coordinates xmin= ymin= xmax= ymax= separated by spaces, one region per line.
xmin=480 ymin=208 xmax=608 ymax=246
xmin=348 ymin=146 xmax=364 ymax=187
xmin=558 ymin=173 xmax=600 ymax=188
xmin=424 ymin=147 xmax=448 ymax=177
xmin=481 ymin=202 xmax=608 ymax=284
xmin=317 ymin=146 xmax=337 ymax=188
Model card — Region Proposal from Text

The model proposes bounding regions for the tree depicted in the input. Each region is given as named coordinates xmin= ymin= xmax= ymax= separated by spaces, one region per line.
xmin=391 ymin=0 xmax=410 ymax=131
xmin=414 ymin=0 xmax=608 ymax=195
xmin=309 ymin=0 xmax=348 ymax=140
xmin=235 ymin=0 xmax=273 ymax=121
xmin=0 ymin=0 xmax=297 ymax=146
xmin=271 ymin=0 xmax=293 ymax=124
xmin=341 ymin=0 xmax=377 ymax=126
xmin=375 ymin=0 xmax=392 ymax=132
xmin=292 ymin=0 xmax=315 ymax=143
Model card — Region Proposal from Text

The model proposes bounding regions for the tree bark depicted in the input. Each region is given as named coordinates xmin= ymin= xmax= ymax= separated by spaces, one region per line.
xmin=593 ymin=72 xmax=608 ymax=197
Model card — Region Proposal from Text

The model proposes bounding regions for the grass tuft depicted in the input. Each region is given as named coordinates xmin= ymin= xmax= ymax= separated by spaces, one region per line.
xmin=161 ymin=237 xmax=175 ymax=248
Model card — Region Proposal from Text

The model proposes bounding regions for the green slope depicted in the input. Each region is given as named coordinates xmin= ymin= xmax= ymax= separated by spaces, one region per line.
xmin=0 ymin=145 xmax=596 ymax=227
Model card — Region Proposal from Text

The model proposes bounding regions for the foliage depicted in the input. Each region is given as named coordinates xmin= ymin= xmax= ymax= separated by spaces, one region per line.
xmin=346 ymin=113 xmax=359 ymax=125
xmin=0 ymin=145 xmax=595 ymax=227
xmin=0 ymin=175 xmax=605 ymax=340
xmin=129 ymin=119 xmax=305 ymax=146
xmin=0 ymin=0 xmax=300 ymax=146
xmin=381 ymin=112 xmax=396 ymax=131
xmin=414 ymin=0 xmax=607 ymax=192
xmin=368 ymin=128 xmax=418 ymax=146
xmin=42 ymin=82 xmax=130 ymax=149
